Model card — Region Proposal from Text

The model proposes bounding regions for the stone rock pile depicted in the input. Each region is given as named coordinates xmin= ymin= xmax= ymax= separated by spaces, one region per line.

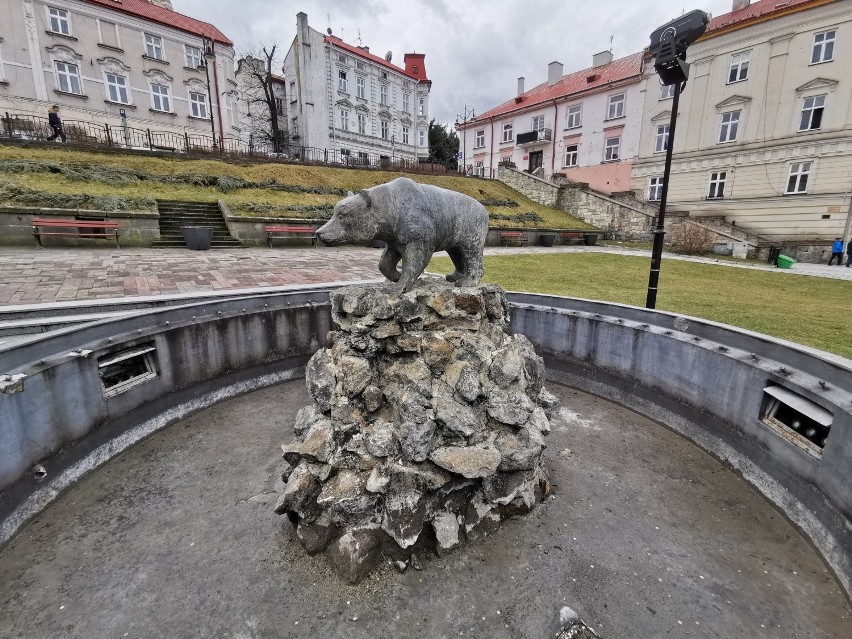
xmin=275 ymin=278 xmax=556 ymax=583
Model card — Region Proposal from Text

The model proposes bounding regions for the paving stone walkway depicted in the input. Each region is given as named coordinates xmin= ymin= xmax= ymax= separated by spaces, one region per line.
xmin=0 ymin=245 xmax=848 ymax=307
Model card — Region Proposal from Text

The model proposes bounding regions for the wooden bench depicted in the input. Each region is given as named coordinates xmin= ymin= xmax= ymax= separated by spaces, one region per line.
xmin=499 ymin=231 xmax=528 ymax=246
xmin=562 ymin=231 xmax=598 ymax=246
xmin=265 ymin=225 xmax=317 ymax=248
xmin=32 ymin=218 xmax=120 ymax=247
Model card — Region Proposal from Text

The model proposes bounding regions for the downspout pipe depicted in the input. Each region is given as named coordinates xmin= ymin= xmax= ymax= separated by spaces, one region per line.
xmin=489 ymin=117 xmax=494 ymax=178
xmin=211 ymin=42 xmax=226 ymax=149
xmin=551 ymin=99 xmax=559 ymax=176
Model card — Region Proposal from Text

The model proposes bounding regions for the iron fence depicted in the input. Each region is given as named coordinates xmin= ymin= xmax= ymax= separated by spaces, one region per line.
xmin=1 ymin=111 xmax=466 ymax=177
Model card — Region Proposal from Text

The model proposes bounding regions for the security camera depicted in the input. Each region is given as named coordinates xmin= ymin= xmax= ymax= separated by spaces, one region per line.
xmin=649 ymin=9 xmax=710 ymax=85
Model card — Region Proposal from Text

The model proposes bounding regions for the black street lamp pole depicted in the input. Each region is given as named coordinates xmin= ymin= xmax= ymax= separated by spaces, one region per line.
xmin=201 ymin=36 xmax=217 ymax=150
xmin=456 ymin=105 xmax=474 ymax=174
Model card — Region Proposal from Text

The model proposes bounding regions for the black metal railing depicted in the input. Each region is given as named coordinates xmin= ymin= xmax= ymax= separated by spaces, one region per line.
xmin=516 ymin=128 xmax=553 ymax=145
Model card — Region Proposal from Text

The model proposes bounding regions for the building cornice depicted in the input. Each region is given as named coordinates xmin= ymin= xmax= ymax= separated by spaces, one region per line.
xmin=697 ymin=0 xmax=837 ymax=41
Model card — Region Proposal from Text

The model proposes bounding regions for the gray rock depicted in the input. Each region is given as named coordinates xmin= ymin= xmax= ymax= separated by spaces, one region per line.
xmin=361 ymin=385 xmax=383 ymax=413
xmin=293 ymin=405 xmax=324 ymax=438
xmin=537 ymin=387 xmax=558 ymax=414
xmin=494 ymin=426 xmax=546 ymax=472
xmin=481 ymin=285 xmax=508 ymax=323
xmin=326 ymin=527 xmax=383 ymax=584
xmin=429 ymin=444 xmax=501 ymax=479
xmin=431 ymin=511 xmax=461 ymax=556
xmin=305 ymin=349 xmax=336 ymax=413
xmin=393 ymin=560 xmax=408 ymax=573
xmin=487 ymin=390 xmax=534 ymax=426
xmin=464 ymin=492 xmax=501 ymax=539
xmin=481 ymin=470 xmax=538 ymax=506
xmin=382 ymin=489 xmax=434 ymax=548
xmin=421 ymin=333 xmax=455 ymax=371
xmin=370 ymin=321 xmax=402 ymax=339
xmin=410 ymin=553 xmax=423 ymax=570
xmin=296 ymin=518 xmax=339 ymax=555
xmin=362 ymin=419 xmax=399 ymax=458
xmin=433 ymin=388 xmax=482 ymax=438
xmin=384 ymin=358 xmax=432 ymax=401
xmin=317 ymin=470 xmax=379 ymax=524
xmin=339 ymin=356 xmax=372 ymax=396
xmin=274 ymin=463 xmax=321 ymax=517
xmin=454 ymin=365 xmax=482 ymax=403
xmin=399 ymin=418 xmax=436 ymax=463
xmin=365 ymin=467 xmax=389 ymax=494
xmin=300 ymin=421 xmax=335 ymax=463
xmin=528 ymin=406 xmax=552 ymax=436
xmin=315 ymin=178 xmax=489 ymax=291
xmin=381 ymin=460 xmax=451 ymax=493
xmin=489 ymin=345 xmax=525 ymax=388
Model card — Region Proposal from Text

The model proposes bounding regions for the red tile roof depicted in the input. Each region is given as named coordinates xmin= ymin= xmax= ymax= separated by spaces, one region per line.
xmin=703 ymin=0 xmax=827 ymax=37
xmin=81 ymin=0 xmax=232 ymax=46
xmin=324 ymin=36 xmax=428 ymax=82
xmin=467 ymin=52 xmax=644 ymax=124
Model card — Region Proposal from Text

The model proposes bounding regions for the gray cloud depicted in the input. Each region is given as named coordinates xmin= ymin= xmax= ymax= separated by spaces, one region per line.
xmin=175 ymin=0 xmax=734 ymax=125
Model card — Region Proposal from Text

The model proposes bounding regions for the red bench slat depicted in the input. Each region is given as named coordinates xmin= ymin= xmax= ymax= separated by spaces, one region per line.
xmin=264 ymin=225 xmax=317 ymax=248
xmin=32 ymin=218 xmax=120 ymax=247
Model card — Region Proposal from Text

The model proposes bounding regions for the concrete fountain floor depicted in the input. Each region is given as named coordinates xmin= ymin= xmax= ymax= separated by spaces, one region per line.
xmin=1 ymin=382 xmax=849 ymax=639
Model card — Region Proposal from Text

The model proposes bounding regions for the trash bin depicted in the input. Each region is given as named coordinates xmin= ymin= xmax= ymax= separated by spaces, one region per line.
xmin=583 ymin=233 xmax=598 ymax=246
xmin=539 ymin=233 xmax=556 ymax=247
xmin=181 ymin=226 xmax=213 ymax=251
xmin=776 ymin=254 xmax=796 ymax=269
xmin=768 ymin=246 xmax=782 ymax=266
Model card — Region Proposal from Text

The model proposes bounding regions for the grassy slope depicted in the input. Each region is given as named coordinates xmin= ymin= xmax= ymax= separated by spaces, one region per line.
xmin=429 ymin=253 xmax=852 ymax=358
xmin=0 ymin=145 xmax=593 ymax=229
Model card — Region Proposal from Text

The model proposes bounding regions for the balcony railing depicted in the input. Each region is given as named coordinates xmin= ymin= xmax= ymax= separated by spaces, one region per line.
xmin=516 ymin=128 xmax=552 ymax=145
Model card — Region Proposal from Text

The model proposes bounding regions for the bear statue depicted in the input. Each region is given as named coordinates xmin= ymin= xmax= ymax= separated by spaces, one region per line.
xmin=315 ymin=177 xmax=489 ymax=291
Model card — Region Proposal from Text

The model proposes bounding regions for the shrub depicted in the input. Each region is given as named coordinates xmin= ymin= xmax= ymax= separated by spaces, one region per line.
xmin=669 ymin=223 xmax=715 ymax=255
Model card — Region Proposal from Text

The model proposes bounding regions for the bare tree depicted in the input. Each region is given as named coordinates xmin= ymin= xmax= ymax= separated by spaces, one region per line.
xmin=238 ymin=44 xmax=288 ymax=153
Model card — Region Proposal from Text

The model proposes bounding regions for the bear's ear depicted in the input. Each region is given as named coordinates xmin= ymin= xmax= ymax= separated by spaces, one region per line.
xmin=346 ymin=191 xmax=354 ymax=197
xmin=358 ymin=190 xmax=372 ymax=208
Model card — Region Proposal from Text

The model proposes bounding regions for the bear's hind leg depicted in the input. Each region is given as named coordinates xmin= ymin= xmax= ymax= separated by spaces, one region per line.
xmin=455 ymin=243 xmax=485 ymax=287
xmin=378 ymin=246 xmax=402 ymax=282
xmin=445 ymin=247 xmax=466 ymax=282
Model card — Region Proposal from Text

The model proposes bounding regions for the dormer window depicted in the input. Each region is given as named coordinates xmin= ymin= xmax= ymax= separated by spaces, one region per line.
xmin=413 ymin=64 xmax=418 ymax=73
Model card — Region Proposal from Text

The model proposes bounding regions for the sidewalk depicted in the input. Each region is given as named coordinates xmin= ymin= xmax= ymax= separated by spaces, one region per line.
xmin=0 ymin=245 xmax=848 ymax=307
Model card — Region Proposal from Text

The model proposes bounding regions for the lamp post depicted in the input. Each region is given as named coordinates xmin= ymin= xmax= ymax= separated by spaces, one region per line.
xmin=200 ymin=36 xmax=217 ymax=150
xmin=455 ymin=104 xmax=474 ymax=174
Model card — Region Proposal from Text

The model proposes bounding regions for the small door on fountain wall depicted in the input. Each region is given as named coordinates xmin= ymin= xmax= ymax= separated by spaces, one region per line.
xmin=529 ymin=150 xmax=543 ymax=173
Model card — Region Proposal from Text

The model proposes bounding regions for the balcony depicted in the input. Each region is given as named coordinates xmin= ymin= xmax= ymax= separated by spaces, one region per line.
xmin=516 ymin=128 xmax=552 ymax=146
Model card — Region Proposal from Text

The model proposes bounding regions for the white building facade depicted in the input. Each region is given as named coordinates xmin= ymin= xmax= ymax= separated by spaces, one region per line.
xmin=457 ymin=51 xmax=646 ymax=194
xmin=631 ymin=0 xmax=852 ymax=246
xmin=282 ymin=12 xmax=432 ymax=165
xmin=0 ymin=0 xmax=237 ymax=145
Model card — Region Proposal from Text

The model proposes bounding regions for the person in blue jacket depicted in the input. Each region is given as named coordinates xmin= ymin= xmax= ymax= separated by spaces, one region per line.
xmin=828 ymin=237 xmax=844 ymax=265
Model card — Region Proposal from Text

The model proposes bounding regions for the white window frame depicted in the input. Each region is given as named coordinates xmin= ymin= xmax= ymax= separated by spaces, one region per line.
xmin=357 ymin=113 xmax=366 ymax=134
xmin=502 ymin=122 xmax=513 ymax=143
xmin=708 ymin=171 xmax=726 ymax=199
xmin=655 ymin=124 xmax=669 ymax=153
xmin=564 ymin=144 xmax=578 ymax=167
xmin=144 ymin=33 xmax=164 ymax=60
xmin=356 ymin=76 xmax=365 ymax=99
xmin=532 ymin=115 xmax=545 ymax=132
xmin=418 ymin=96 xmax=425 ymax=116
xmin=402 ymin=125 xmax=409 ymax=145
xmin=275 ymin=97 xmax=283 ymax=115
xmin=607 ymin=93 xmax=625 ymax=119
xmin=48 ymin=6 xmax=71 ymax=35
xmin=419 ymin=129 xmax=426 ymax=147
xmin=660 ymin=83 xmax=675 ymax=99
xmin=338 ymin=70 xmax=348 ymax=93
xmin=785 ymin=161 xmax=811 ymax=195
xmin=357 ymin=151 xmax=368 ymax=165
xmin=728 ymin=51 xmax=750 ymax=84
xmin=380 ymin=84 xmax=388 ymax=105
xmin=403 ymin=92 xmax=410 ymax=112
xmin=648 ymin=177 xmax=663 ymax=201
xmin=718 ymin=110 xmax=740 ymax=143
xmin=604 ymin=135 xmax=621 ymax=161
xmin=380 ymin=119 xmax=389 ymax=140
xmin=811 ymin=30 xmax=835 ymax=64
xmin=150 ymin=83 xmax=171 ymax=112
xmin=566 ymin=104 xmax=582 ymax=129
xmin=54 ymin=61 xmax=82 ymax=94
xmin=105 ymin=73 xmax=129 ymax=104
xmin=475 ymin=161 xmax=484 ymax=177
xmin=799 ymin=94 xmax=825 ymax=131
xmin=474 ymin=129 xmax=485 ymax=148
xmin=339 ymin=108 xmax=349 ymax=130
xmin=189 ymin=91 xmax=207 ymax=118
xmin=185 ymin=45 xmax=202 ymax=69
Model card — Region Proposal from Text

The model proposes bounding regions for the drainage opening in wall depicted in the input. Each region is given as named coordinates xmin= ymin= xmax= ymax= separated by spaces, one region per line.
xmin=98 ymin=344 xmax=158 ymax=398
xmin=760 ymin=384 xmax=832 ymax=458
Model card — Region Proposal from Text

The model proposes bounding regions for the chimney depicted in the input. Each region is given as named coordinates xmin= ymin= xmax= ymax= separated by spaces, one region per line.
xmin=360 ymin=46 xmax=370 ymax=53
xmin=732 ymin=0 xmax=751 ymax=11
xmin=148 ymin=0 xmax=174 ymax=9
xmin=547 ymin=61 xmax=563 ymax=87
xmin=517 ymin=76 xmax=525 ymax=96
xmin=592 ymin=50 xmax=613 ymax=67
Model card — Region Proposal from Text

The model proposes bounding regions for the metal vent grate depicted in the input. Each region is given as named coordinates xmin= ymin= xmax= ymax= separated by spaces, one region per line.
xmin=97 ymin=344 xmax=157 ymax=397
xmin=760 ymin=385 xmax=832 ymax=457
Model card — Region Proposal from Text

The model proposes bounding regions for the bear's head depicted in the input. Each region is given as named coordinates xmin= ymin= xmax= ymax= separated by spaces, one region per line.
xmin=316 ymin=190 xmax=379 ymax=246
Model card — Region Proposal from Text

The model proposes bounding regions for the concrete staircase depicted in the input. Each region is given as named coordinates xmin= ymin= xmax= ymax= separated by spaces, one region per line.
xmin=687 ymin=215 xmax=767 ymax=246
xmin=153 ymin=200 xmax=241 ymax=249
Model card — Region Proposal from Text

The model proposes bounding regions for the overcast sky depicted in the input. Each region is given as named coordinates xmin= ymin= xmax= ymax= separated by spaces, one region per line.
xmin=176 ymin=0 xmax=735 ymax=126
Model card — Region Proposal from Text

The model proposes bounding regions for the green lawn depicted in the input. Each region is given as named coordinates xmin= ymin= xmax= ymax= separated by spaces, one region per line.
xmin=428 ymin=253 xmax=852 ymax=359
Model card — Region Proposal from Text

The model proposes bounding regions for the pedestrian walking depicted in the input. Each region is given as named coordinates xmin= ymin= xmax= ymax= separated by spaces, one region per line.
xmin=46 ymin=105 xmax=66 ymax=143
xmin=828 ymin=237 xmax=844 ymax=265
xmin=846 ymin=239 xmax=852 ymax=268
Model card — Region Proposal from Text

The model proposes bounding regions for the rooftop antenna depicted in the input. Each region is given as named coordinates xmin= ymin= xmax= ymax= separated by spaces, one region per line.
xmin=609 ymin=34 xmax=614 ymax=52
xmin=356 ymin=29 xmax=362 ymax=47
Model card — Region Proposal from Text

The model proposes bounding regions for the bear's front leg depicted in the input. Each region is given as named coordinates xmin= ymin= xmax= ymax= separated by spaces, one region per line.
xmin=378 ymin=245 xmax=402 ymax=282
xmin=395 ymin=242 xmax=432 ymax=291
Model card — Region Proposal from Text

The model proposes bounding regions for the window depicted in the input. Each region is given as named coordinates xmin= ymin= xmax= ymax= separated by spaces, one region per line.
xmin=708 ymin=171 xmax=726 ymax=199
xmin=502 ymin=123 xmax=513 ymax=142
xmin=48 ymin=7 xmax=71 ymax=35
xmin=356 ymin=76 xmax=365 ymax=99
xmin=532 ymin=115 xmax=545 ymax=132
xmin=185 ymin=45 xmax=202 ymax=69
xmin=418 ymin=96 xmax=425 ymax=116
xmin=648 ymin=177 xmax=663 ymax=201
xmin=380 ymin=84 xmax=388 ymax=105
xmin=338 ymin=70 xmax=348 ymax=92
xmin=189 ymin=92 xmax=207 ymax=118
xmin=607 ymin=93 xmax=625 ymax=119
xmin=811 ymin=30 xmax=835 ymax=64
xmin=144 ymin=33 xmax=163 ymax=60
xmin=289 ymin=80 xmax=296 ymax=98
xmin=275 ymin=97 xmax=284 ymax=115
xmin=474 ymin=129 xmax=485 ymax=148
xmin=799 ymin=95 xmax=825 ymax=131
xmin=337 ymin=54 xmax=347 ymax=64
xmin=413 ymin=64 xmax=418 ymax=74
xmin=99 ymin=20 xmax=119 ymax=48
xmin=719 ymin=110 xmax=740 ymax=143
xmin=358 ymin=151 xmax=368 ymax=165
xmin=105 ymin=73 xmax=129 ymax=103
xmin=655 ymin=124 xmax=669 ymax=153
xmin=357 ymin=113 xmax=366 ymax=134
xmin=728 ymin=51 xmax=750 ymax=83
xmin=54 ymin=61 xmax=81 ymax=94
xmin=786 ymin=162 xmax=811 ymax=194
xmin=419 ymin=129 xmax=426 ymax=147
xmin=356 ymin=61 xmax=366 ymax=71
xmin=381 ymin=71 xmax=388 ymax=80
xmin=475 ymin=161 xmax=484 ymax=177
xmin=381 ymin=120 xmax=389 ymax=139
xmin=402 ymin=126 xmax=409 ymax=144
xmin=660 ymin=83 xmax=675 ymax=99
xmin=151 ymin=83 xmax=171 ymax=112
xmin=564 ymin=144 xmax=578 ymax=167
xmin=339 ymin=108 xmax=349 ymax=130
xmin=566 ymin=104 xmax=581 ymax=128
xmin=403 ymin=92 xmax=410 ymax=112
xmin=340 ymin=148 xmax=350 ymax=163
xmin=604 ymin=136 xmax=621 ymax=161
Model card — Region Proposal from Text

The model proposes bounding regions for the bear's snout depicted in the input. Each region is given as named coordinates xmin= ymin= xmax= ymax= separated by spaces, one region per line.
xmin=316 ymin=219 xmax=348 ymax=246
